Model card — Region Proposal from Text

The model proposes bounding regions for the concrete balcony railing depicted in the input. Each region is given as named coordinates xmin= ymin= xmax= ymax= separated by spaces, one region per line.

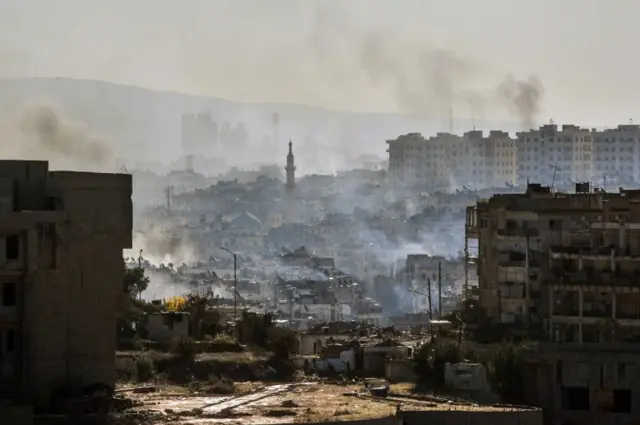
xmin=497 ymin=228 xmax=540 ymax=238
xmin=547 ymin=269 xmax=640 ymax=287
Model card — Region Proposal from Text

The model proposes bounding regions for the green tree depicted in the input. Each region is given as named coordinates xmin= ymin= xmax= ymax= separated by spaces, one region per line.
xmin=489 ymin=343 xmax=525 ymax=404
xmin=124 ymin=266 xmax=150 ymax=298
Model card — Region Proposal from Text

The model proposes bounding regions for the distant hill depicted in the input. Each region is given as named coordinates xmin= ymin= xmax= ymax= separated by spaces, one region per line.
xmin=0 ymin=77 xmax=518 ymax=173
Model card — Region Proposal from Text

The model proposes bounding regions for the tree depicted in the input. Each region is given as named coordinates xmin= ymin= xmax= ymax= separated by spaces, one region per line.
xmin=124 ymin=266 xmax=149 ymax=298
xmin=489 ymin=343 xmax=525 ymax=404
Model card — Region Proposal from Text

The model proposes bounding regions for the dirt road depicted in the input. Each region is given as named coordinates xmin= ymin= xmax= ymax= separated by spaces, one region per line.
xmin=201 ymin=384 xmax=293 ymax=414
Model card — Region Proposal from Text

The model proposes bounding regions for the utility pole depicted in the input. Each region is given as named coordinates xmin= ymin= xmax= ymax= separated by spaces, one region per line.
xmin=427 ymin=278 xmax=434 ymax=340
xmin=220 ymin=247 xmax=237 ymax=321
xmin=438 ymin=262 xmax=442 ymax=318
xmin=164 ymin=185 xmax=174 ymax=215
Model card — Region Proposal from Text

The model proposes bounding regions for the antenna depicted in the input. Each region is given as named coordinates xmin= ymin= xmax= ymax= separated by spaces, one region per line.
xmin=550 ymin=163 xmax=559 ymax=190
xmin=449 ymin=107 xmax=454 ymax=133
xmin=164 ymin=185 xmax=174 ymax=214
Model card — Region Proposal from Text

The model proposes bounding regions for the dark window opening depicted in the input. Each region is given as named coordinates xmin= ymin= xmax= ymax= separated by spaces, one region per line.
xmin=561 ymin=387 xmax=590 ymax=411
xmin=6 ymin=329 xmax=14 ymax=353
xmin=612 ymin=389 xmax=631 ymax=413
xmin=6 ymin=235 xmax=19 ymax=260
xmin=2 ymin=283 xmax=16 ymax=306
xmin=556 ymin=361 xmax=563 ymax=384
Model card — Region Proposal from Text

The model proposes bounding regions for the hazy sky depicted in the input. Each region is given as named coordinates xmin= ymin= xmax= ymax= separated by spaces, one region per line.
xmin=0 ymin=0 xmax=637 ymax=125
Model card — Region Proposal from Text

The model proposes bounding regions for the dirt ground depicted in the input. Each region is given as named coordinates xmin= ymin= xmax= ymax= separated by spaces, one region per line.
xmin=110 ymin=381 xmax=524 ymax=425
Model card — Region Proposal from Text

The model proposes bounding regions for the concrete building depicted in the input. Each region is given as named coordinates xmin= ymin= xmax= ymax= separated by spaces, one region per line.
xmin=467 ymin=182 xmax=640 ymax=340
xmin=592 ymin=124 xmax=640 ymax=185
xmin=0 ymin=161 xmax=132 ymax=411
xmin=386 ymin=131 xmax=517 ymax=189
xmin=516 ymin=124 xmax=593 ymax=187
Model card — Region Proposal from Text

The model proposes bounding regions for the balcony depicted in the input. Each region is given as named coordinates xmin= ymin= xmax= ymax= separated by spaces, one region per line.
xmin=547 ymin=269 xmax=640 ymax=287
xmin=497 ymin=227 xmax=539 ymax=238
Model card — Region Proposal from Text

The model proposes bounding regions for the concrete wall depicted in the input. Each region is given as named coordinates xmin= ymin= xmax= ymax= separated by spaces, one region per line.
xmin=0 ymin=165 xmax=134 ymax=408
xmin=0 ymin=405 xmax=34 ymax=425
xmin=402 ymin=409 xmax=543 ymax=425
xmin=385 ymin=359 xmax=416 ymax=382
xmin=260 ymin=409 xmax=543 ymax=425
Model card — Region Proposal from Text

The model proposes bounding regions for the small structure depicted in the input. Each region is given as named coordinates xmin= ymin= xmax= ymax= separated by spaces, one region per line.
xmin=363 ymin=339 xmax=412 ymax=378
xmin=445 ymin=362 xmax=490 ymax=392
xmin=146 ymin=312 xmax=190 ymax=342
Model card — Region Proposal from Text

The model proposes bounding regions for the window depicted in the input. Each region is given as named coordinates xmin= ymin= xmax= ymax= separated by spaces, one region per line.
xmin=2 ymin=283 xmax=15 ymax=306
xmin=6 ymin=235 xmax=19 ymax=260
xmin=561 ymin=387 xmax=590 ymax=411
xmin=6 ymin=329 xmax=14 ymax=353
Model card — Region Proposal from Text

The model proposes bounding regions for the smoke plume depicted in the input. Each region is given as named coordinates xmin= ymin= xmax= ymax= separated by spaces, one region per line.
xmin=0 ymin=100 xmax=114 ymax=170
xmin=498 ymin=75 xmax=544 ymax=130
xmin=17 ymin=102 xmax=113 ymax=164
xmin=309 ymin=2 xmax=545 ymax=127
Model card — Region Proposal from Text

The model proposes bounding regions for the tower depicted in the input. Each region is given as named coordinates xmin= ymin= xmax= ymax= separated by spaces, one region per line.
xmin=285 ymin=139 xmax=296 ymax=190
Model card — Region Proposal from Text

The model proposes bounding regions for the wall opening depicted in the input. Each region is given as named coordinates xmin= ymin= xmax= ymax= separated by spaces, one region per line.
xmin=5 ymin=235 xmax=19 ymax=260
xmin=561 ymin=387 xmax=590 ymax=411
xmin=2 ymin=283 xmax=16 ymax=306
xmin=612 ymin=389 xmax=632 ymax=413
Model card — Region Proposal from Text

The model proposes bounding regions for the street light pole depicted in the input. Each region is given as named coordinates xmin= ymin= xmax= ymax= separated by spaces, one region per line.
xmin=220 ymin=247 xmax=237 ymax=321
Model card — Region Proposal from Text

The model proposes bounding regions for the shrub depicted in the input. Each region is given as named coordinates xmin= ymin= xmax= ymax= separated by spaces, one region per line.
xmin=413 ymin=341 xmax=461 ymax=388
xmin=170 ymin=337 xmax=197 ymax=360
xmin=135 ymin=355 xmax=154 ymax=382
xmin=489 ymin=343 xmax=525 ymax=404
xmin=207 ymin=376 xmax=235 ymax=395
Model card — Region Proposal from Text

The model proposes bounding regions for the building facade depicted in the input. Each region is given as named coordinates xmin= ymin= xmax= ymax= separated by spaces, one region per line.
xmin=467 ymin=182 xmax=640 ymax=339
xmin=386 ymin=131 xmax=517 ymax=190
xmin=467 ymin=182 xmax=640 ymax=424
xmin=0 ymin=161 xmax=132 ymax=411
xmin=592 ymin=124 xmax=640 ymax=186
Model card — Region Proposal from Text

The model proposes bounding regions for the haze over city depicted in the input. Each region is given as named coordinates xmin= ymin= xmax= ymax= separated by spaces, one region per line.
xmin=0 ymin=0 xmax=637 ymax=124
xmin=3 ymin=2 xmax=640 ymax=425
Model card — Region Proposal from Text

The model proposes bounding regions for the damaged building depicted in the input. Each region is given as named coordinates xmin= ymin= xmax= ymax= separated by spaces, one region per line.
xmin=0 ymin=161 xmax=132 ymax=418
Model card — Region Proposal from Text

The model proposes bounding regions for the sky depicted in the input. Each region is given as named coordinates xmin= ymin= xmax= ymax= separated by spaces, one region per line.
xmin=0 ymin=0 xmax=638 ymax=126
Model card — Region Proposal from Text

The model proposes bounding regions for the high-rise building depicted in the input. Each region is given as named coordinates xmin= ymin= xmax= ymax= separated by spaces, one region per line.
xmin=181 ymin=112 xmax=218 ymax=157
xmin=516 ymin=124 xmax=593 ymax=187
xmin=592 ymin=124 xmax=640 ymax=185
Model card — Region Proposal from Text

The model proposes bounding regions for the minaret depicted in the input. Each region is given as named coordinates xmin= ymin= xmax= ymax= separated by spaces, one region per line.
xmin=285 ymin=139 xmax=296 ymax=190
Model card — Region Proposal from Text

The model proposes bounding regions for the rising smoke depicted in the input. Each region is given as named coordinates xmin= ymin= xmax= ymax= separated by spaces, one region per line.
xmin=498 ymin=75 xmax=545 ymax=130
xmin=309 ymin=2 xmax=545 ymax=128
xmin=0 ymin=100 xmax=114 ymax=170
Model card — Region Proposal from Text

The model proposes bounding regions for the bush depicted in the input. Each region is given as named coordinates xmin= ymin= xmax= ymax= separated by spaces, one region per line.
xmin=170 ymin=337 xmax=197 ymax=360
xmin=414 ymin=341 xmax=461 ymax=388
xmin=206 ymin=376 xmax=235 ymax=395
xmin=136 ymin=356 xmax=154 ymax=382
xmin=489 ymin=343 xmax=524 ymax=404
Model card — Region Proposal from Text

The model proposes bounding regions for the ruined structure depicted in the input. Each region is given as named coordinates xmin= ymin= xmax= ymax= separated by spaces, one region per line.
xmin=467 ymin=182 xmax=640 ymax=424
xmin=0 ymin=161 xmax=132 ymax=416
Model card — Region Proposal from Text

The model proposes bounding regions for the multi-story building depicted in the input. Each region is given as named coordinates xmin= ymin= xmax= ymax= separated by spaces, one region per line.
xmin=181 ymin=112 xmax=218 ymax=157
xmin=516 ymin=124 xmax=593 ymax=186
xmin=467 ymin=181 xmax=640 ymax=340
xmin=484 ymin=130 xmax=517 ymax=187
xmin=592 ymin=124 xmax=640 ymax=185
xmin=0 ymin=161 xmax=132 ymax=417
xmin=386 ymin=131 xmax=517 ymax=189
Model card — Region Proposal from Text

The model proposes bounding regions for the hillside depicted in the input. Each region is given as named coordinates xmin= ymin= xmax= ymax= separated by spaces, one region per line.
xmin=0 ymin=78 xmax=517 ymax=173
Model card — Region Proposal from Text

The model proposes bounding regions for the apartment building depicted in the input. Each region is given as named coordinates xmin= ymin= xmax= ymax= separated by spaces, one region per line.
xmin=516 ymin=124 xmax=593 ymax=187
xmin=0 ymin=161 xmax=132 ymax=415
xmin=386 ymin=131 xmax=517 ymax=189
xmin=592 ymin=124 xmax=640 ymax=185
xmin=467 ymin=182 xmax=640 ymax=342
